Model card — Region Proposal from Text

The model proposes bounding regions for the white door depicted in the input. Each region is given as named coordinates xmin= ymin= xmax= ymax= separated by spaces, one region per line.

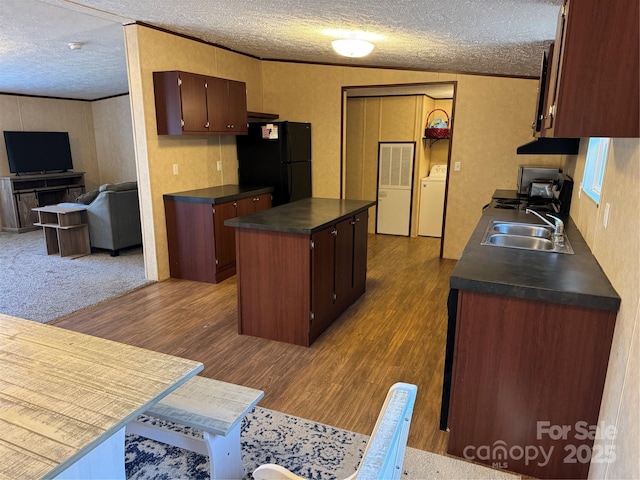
xmin=376 ymin=142 xmax=414 ymax=236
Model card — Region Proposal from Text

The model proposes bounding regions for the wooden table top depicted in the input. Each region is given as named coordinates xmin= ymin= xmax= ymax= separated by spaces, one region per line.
xmin=0 ymin=314 xmax=203 ymax=479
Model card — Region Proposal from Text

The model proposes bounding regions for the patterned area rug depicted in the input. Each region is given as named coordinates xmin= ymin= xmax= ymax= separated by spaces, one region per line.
xmin=126 ymin=407 xmax=364 ymax=480
xmin=125 ymin=407 xmax=521 ymax=480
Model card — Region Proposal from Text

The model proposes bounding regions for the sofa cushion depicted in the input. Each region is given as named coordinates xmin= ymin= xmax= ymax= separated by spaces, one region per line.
xmin=74 ymin=189 xmax=99 ymax=204
xmin=99 ymin=181 xmax=138 ymax=193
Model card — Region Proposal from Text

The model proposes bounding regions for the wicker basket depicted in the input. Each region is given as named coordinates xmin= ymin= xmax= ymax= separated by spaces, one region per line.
xmin=424 ymin=109 xmax=450 ymax=139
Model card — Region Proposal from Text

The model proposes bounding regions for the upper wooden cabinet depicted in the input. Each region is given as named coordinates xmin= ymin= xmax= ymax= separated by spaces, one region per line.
xmin=153 ymin=71 xmax=248 ymax=136
xmin=535 ymin=0 xmax=639 ymax=138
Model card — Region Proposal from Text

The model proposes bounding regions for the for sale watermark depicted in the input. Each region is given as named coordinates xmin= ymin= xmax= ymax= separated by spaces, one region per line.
xmin=463 ymin=421 xmax=617 ymax=470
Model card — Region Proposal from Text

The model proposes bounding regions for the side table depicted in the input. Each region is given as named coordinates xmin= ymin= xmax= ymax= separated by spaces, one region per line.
xmin=33 ymin=205 xmax=90 ymax=258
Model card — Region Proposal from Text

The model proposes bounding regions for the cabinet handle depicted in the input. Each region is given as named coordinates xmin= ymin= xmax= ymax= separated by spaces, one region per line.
xmin=331 ymin=228 xmax=337 ymax=236
xmin=205 ymin=122 xmax=210 ymax=128
xmin=233 ymin=201 xmax=237 ymax=207
xmin=253 ymin=197 xmax=258 ymax=202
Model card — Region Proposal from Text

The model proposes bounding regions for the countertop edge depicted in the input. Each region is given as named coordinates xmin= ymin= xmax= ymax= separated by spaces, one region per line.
xmin=225 ymin=198 xmax=376 ymax=235
xmin=450 ymin=205 xmax=621 ymax=312
xmin=163 ymin=185 xmax=274 ymax=204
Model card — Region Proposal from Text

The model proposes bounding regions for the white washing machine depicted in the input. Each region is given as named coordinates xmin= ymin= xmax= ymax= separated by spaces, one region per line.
xmin=418 ymin=164 xmax=447 ymax=237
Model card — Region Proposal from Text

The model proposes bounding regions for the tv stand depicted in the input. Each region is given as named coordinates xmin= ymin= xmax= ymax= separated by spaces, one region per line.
xmin=0 ymin=172 xmax=85 ymax=233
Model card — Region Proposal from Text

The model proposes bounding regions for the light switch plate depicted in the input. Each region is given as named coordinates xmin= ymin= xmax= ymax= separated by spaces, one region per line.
xmin=454 ymin=161 xmax=461 ymax=171
xmin=172 ymin=164 xmax=178 ymax=175
xmin=217 ymin=160 xmax=222 ymax=171
xmin=603 ymin=203 xmax=611 ymax=228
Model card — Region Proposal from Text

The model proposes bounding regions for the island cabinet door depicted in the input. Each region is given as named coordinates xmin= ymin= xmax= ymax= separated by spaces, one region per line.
xmin=334 ymin=217 xmax=354 ymax=313
xmin=211 ymin=200 xmax=240 ymax=278
xmin=310 ymin=226 xmax=336 ymax=343
xmin=351 ymin=211 xmax=369 ymax=301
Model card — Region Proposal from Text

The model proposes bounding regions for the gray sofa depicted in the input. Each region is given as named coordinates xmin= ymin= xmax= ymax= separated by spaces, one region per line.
xmin=59 ymin=181 xmax=142 ymax=256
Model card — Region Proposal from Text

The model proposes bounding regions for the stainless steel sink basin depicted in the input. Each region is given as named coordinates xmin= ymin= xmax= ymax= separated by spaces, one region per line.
xmin=492 ymin=223 xmax=552 ymax=239
xmin=481 ymin=220 xmax=574 ymax=254
xmin=486 ymin=233 xmax=554 ymax=250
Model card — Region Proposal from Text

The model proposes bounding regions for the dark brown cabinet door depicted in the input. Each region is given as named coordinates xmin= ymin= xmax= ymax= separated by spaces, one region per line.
xmin=253 ymin=193 xmax=271 ymax=212
xmin=334 ymin=218 xmax=354 ymax=313
xmin=206 ymin=77 xmax=248 ymax=135
xmin=212 ymin=201 xmax=238 ymax=270
xmin=226 ymin=80 xmax=248 ymax=135
xmin=235 ymin=196 xmax=254 ymax=217
xmin=541 ymin=0 xmax=639 ymax=137
xmin=352 ymin=211 xmax=368 ymax=299
xmin=311 ymin=226 xmax=335 ymax=343
xmin=236 ymin=194 xmax=272 ymax=216
xmin=179 ymin=72 xmax=209 ymax=133
xmin=206 ymin=76 xmax=229 ymax=133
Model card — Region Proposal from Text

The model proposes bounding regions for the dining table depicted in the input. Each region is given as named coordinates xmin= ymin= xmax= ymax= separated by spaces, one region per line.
xmin=0 ymin=314 xmax=203 ymax=479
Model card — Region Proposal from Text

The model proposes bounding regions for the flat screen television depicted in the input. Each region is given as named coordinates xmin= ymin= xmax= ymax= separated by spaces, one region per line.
xmin=4 ymin=131 xmax=74 ymax=175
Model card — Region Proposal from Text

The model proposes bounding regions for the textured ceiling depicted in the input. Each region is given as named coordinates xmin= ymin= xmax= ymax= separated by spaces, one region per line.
xmin=0 ymin=0 xmax=562 ymax=101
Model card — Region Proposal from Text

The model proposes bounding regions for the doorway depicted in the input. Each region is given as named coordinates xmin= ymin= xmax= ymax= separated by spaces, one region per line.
xmin=341 ymin=82 xmax=456 ymax=255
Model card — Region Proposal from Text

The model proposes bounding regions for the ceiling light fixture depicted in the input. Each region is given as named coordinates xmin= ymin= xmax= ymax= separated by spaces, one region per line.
xmin=331 ymin=39 xmax=375 ymax=58
xmin=68 ymin=42 xmax=83 ymax=50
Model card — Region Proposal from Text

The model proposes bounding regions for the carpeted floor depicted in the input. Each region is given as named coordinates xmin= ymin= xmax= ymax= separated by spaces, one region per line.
xmin=0 ymin=230 xmax=150 ymax=323
xmin=126 ymin=406 xmax=521 ymax=480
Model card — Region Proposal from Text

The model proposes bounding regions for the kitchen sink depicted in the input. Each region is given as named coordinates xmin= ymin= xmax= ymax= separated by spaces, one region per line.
xmin=481 ymin=220 xmax=574 ymax=254
xmin=492 ymin=223 xmax=552 ymax=239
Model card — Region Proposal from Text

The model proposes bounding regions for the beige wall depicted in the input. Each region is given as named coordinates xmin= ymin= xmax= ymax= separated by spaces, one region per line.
xmin=91 ymin=95 xmax=137 ymax=185
xmin=564 ymin=139 xmax=640 ymax=480
xmin=0 ymin=94 xmax=100 ymax=192
xmin=124 ymin=24 xmax=263 ymax=280
xmin=262 ymin=64 xmax=563 ymax=258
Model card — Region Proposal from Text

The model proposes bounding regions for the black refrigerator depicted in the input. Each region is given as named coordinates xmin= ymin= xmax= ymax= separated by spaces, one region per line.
xmin=236 ymin=121 xmax=312 ymax=206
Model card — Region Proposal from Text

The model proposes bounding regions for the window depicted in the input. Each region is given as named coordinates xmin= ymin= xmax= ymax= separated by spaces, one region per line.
xmin=581 ymin=138 xmax=610 ymax=204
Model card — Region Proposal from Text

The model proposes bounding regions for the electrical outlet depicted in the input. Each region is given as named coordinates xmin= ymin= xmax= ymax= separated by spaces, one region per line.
xmin=603 ymin=203 xmax=611 ymax=228
xmin=173 ymin=164 xmax=179 ymax=175
xmin=454 ymin=161 xmax=461 ymax=171
xmin=217 ymin=160 xmax=222 ymax=171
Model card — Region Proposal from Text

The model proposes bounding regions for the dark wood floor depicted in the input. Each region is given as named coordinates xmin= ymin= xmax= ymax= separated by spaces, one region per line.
xmin=53 ymin=234 xmax=457 ymax=454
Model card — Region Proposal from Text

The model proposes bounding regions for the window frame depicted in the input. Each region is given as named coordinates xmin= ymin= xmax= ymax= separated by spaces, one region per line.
xmin=581 ymin=138 xmax=610 ymax=205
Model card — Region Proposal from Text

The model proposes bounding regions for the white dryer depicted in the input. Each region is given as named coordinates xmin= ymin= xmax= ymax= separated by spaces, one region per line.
xmin=418 ymin=164 xmax=447 ymax=237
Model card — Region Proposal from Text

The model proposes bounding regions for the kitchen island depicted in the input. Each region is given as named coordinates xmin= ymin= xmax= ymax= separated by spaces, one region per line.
xmin=446 ymin=202 xmax=620 ymax=479
xmin=225 ymin=197 xmax=375 ymax=346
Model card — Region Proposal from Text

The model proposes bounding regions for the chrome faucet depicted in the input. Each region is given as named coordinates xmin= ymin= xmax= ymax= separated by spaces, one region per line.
xmin=525 ymin=208 xmax=565 ymax=244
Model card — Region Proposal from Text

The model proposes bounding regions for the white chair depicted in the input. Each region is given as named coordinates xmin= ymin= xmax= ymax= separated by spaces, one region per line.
xmin=253 ymin=382 xmax=418 ymax=480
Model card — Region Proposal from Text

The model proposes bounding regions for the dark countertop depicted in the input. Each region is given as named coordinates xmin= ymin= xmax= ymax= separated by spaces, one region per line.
xmin=163 ymin=185 xmax=274 ymax=204
xmin=450 ymin=203 xmax=620 ymax=311
xmin=225 ymin=197 xmax=376 ymax=234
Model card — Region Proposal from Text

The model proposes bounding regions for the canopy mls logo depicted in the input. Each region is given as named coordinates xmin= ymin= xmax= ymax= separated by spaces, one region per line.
xmin=463 ymin=440 xmax=553 ymax=468
xmin=463 ymin=421 xmax=617 ymax=469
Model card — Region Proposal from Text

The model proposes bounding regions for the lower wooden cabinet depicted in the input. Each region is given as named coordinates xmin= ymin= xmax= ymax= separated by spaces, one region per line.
xmin=310 ymin=211 xmax=368 ymax=342
xmin=447 ymin=290 xmax=616 ymax=479
xmin=235 ymin=208 xmax=370 ymax=346
xmin=164 ymin=192 xmax=271 ymax=283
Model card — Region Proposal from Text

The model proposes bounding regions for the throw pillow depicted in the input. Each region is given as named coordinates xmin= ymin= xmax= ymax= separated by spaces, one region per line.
xmin=99 ymin=181 xmax=137 ymax=192
xmin=74 ymin=189 xmax=99 ymax=204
